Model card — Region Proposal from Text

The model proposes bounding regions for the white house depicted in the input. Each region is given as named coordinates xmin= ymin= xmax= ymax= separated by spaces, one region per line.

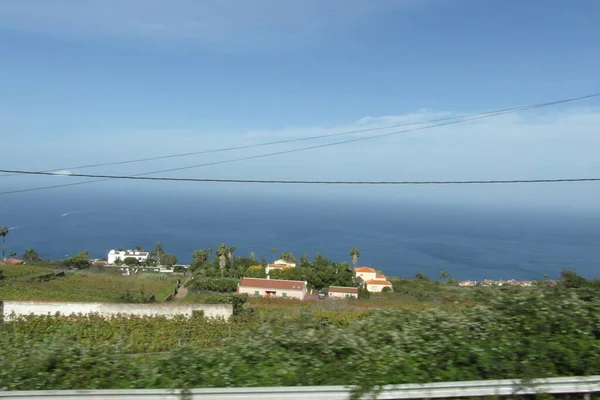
xmin=328 ymin=286 xmax=358 ymax=299
xmin=353 ymin=266 xmax=377 ymax=282
xmin=365 ymin=279 xmax=393 ymax=292
xmin=107 ymin=249 xmax=150 ymax=265
xmin=265 ymin=259 xmax=296 ymax=275
xmin=238 ymin=277 xmax=307 ymax=300
xmin=354 ymin=267 xmax=393 ymax=293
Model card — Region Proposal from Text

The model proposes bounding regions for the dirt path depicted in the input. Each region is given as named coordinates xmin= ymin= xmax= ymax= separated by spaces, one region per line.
xmin=174 ymin=278 xmax=190 ymax=299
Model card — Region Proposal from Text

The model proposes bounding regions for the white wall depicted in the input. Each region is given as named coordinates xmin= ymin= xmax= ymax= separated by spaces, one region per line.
xmin=355 ymin=271 xmax=376 ymax=281
xmin=238 ymin=286 xmax=305 ymax=300
xmin=1 ymin=301 xmax=232 ymax=320
xmin=107 ymin=250 xmax=149 ymax=265
xmin=329 ymin=291 xmax=357 ymax=299
xmin=366 ymin=283 xmax=392 ymax=293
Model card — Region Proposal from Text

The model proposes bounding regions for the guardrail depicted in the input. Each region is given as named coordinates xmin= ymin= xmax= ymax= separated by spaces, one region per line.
xmin=1 ymin=375 xmax=599 ymax=399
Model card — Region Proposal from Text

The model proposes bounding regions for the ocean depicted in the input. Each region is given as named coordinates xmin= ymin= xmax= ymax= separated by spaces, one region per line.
xmin=2 ymin=189 xmax=599 ymax=281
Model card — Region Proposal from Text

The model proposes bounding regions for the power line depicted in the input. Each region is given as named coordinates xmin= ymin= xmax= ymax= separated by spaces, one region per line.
xmin=3 ymin=92 xmax=599 ymax=195
xmin=1 ymin=169 xmax=599 ymax=186
xmin=1 ymin=92 xmax=598 ymax=179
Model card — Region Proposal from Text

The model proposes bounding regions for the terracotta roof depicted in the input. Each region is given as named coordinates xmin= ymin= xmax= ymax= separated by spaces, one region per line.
xmin=2 ymin=258 xmax=24 ymax=265
xmin=365 ymin=279 xmax=392 ymax=285
xmin=328 ymin=286 xmax=358 ymax=294
xmin=354 ymin=267 xmax=376 ymax=273
xmin=267 ymin=264 xmax=294 ymax=269
xmin=240 ymin=277 xmax=306 ymax=291
xmin=376 ymin=273 xmax=386 ymax=279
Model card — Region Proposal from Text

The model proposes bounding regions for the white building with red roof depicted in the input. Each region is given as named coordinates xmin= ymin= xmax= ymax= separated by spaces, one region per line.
xmin=265 ymin=259 xmax=296 ymax=275
xmin=238 ymin=277 xmax=307 ymax=300
xmin=353 ymin=267 xmax=393 ymax=292
xmin=328 ymin=286 xmax=358 ymax=299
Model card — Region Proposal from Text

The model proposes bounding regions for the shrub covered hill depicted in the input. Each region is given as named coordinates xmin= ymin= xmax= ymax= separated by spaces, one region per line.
xmin=1 ymin=270 xmax=600 ymax=397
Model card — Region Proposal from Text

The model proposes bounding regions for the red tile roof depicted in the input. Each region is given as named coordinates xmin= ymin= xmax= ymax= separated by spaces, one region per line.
xmin=328 ymin=286 xmax=358 ymax=294
xmin=376 ymin=273 xmax=386 ymax=279
xmin=354 ymin=267 xmax=376 ymax=273
xmin=365 ymin=279 xmax=392 ymax=285
xmin=240 ymin=277 xmax=306 ymax=291
xmin=2 ymin=258 xmax=24 ymax=265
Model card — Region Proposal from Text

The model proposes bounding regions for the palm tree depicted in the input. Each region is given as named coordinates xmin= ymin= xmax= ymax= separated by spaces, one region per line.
xmin=439 ymin=269 xmax=450 ymax=283
xmin=349 ymin=248 xmax=360 ymax=269
xmin=193 ymin=248 xmax=212 ymax=266
xmin=135 ymin=245 xmax=144 ymax=251
xmin=217 ymin=244 xmax=228 ymax=278
xmin=271 ymin=247 xmax=277 ymax=262
xmin=0 ymin=226 xmax=9 ymax=260
xmin=227 ymin=245 xmax=236 ymax=270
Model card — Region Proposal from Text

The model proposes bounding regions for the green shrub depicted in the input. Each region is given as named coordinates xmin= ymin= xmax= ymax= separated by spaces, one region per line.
xmin=188 ymin=277 xmax=239 ymax=293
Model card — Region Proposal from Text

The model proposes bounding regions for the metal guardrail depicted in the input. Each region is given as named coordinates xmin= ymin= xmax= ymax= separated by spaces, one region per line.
xmin=1 ymin=375 xmax=599 ymax=399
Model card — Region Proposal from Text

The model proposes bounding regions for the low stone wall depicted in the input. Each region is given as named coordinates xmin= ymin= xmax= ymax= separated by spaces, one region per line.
xmin=0 ymin=301 xmax=232 ymax=320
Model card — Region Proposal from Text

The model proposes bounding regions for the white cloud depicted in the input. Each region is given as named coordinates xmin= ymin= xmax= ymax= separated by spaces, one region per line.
xmin=0 ymin=0 xmax=409 ymax=50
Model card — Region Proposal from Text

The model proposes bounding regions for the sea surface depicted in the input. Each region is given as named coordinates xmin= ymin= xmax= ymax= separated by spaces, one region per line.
xmin=2 ymin=190 xmax=599 ymax=281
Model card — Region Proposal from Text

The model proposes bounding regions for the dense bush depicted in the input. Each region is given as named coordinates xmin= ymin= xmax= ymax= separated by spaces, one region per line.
xmin=1 ymin=286 xmax=600 ymax=394
xmin=188 ymin=277 xmax=240 ymax=293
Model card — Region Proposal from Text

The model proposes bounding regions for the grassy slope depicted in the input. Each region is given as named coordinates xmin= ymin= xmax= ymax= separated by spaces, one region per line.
xmin=0 ymin=264 xmax=55 ymax=280
xmin=0 ymin=267 xmax=178 ymax=303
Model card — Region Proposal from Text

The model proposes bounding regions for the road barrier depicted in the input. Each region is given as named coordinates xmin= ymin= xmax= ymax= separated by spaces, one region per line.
xmin=1 ymin=375 xmax=599 ymax=399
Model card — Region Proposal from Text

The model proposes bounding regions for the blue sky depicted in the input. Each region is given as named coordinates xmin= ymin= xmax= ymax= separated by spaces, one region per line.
xmin=1 ymin=0 xmax=599 ymax=209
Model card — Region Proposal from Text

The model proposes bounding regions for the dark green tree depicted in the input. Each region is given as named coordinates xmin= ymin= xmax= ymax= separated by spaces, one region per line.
xmin=64 ymin=251 xmax=91 ymax=269
xmin=280 ymin=251 xmax=296 ymax=263
xmin=23 ymin=248 xmax=41 ymax=263
xmin=124 ymin=257 xmax=139 ymax=266
xmin=160 ymin=253 xmax=178 ymax=267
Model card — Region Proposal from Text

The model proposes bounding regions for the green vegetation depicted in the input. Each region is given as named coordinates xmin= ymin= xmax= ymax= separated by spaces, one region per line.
xmin=0 ymin=266 xmax=177 ymax=303
xmin=23 ymin=248 xmax=41 ymax=263
xmin=190 ymin=247 xmax=355 ymax=290
xmin=0 ymin=264 xmax=55 ymax=280
xmin=188 ymin=277 xmax=239 ymax=293
xmin=1 ymin=282 xmax=599 ymax=394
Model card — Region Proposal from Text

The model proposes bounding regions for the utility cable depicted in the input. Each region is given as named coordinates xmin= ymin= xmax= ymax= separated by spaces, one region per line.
xmin=1 ymin=169 xmax=599 ymax=185
xmin=1 ymin=92 xmax=598 ymax=179
xmin=2 ymin=92 xmax=599 ymax=195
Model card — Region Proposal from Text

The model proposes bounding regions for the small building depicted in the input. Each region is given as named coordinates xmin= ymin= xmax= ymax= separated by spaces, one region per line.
xmin=265 ymin=259 xmax=296 ymax=275
xmin=328 ymin=286 xmax=358 ymax=299
xmin=238 ymin=277 xmax=307 ymax=300
xmin=107 ymin=249 xmax=149 ymax=265
xmin=365 ymin=279 xmax=393 ymax=292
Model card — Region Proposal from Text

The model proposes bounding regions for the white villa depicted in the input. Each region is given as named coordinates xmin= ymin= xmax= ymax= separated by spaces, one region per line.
xmin=354 ymin=267 xmax=393 ymax=293
xmin=265 ymin=259 xmax=296 ymax=275
xmin=238 ymin=277 xmax=307 ymax=300
xmin=107 ymin=249 xmax=150 ymax=265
